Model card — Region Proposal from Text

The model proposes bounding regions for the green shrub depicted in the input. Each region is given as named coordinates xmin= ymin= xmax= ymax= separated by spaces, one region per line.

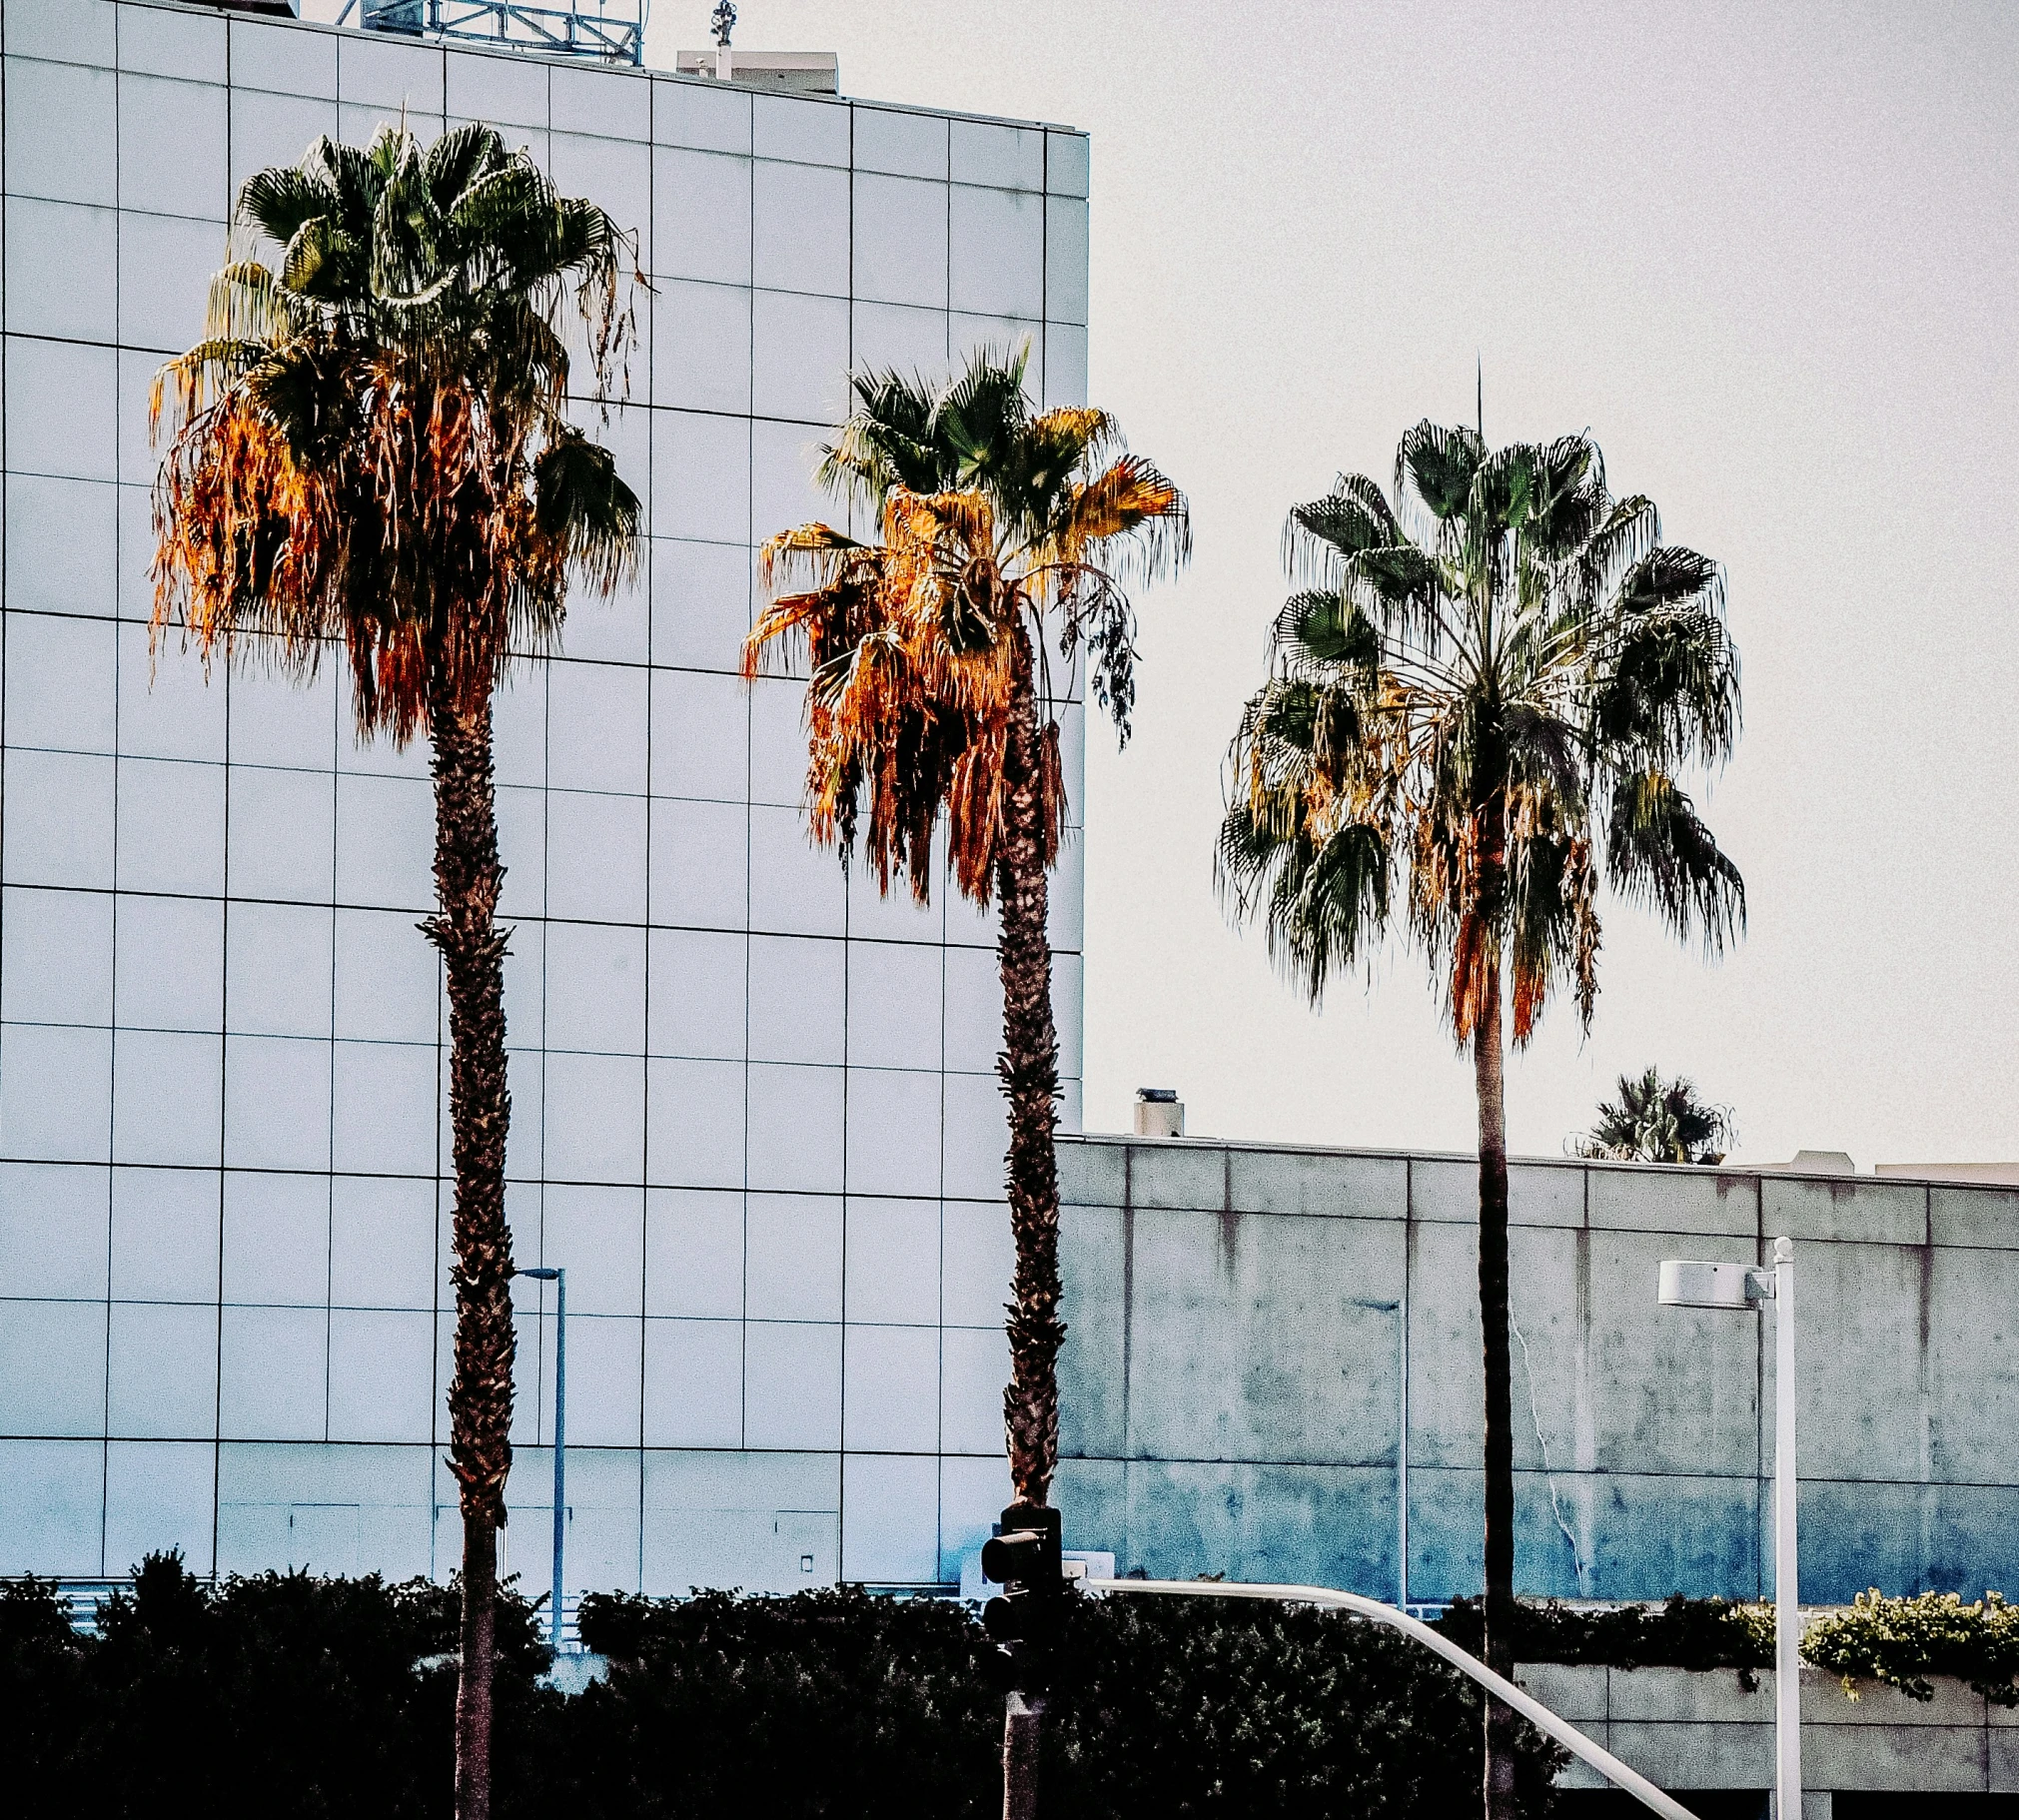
xmin=1436 ymin=1593 xmax=1775 ymax=1685
xmin=1802 ymin=1589 xmax=2019 ymax=1705
xmin=575 ymin=1584 xmax=1563 ymax=1816
xmin=1439 ymin=1589 xmax=2019 ymax=1707
xmin=3 ymin=1563 xmax=1566 ymax=1817
xmin=0 ymin=1576 xmax=91 ymax=1817
xmin=0 ymin=1550 xmax=563 ymax=1820
xmin=1040 ymin=1590 xmax=1565 ymax=1818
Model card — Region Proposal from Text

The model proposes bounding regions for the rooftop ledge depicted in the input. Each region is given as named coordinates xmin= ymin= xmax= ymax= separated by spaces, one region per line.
xmin=1060 ymin=1129 xmax=2019 ymax=1195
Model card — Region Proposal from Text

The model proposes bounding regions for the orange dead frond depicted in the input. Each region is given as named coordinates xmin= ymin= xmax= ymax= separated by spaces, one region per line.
xmin=1056 ymin=455 xmax=1191 ymax=569
xmin=1510 ymin=963 xmax=1544 ymax=1046
xmin=758 ymin=521 xmax=861 ymax=593
xmin=1029 ymin=405 xmax=1120 ymax=461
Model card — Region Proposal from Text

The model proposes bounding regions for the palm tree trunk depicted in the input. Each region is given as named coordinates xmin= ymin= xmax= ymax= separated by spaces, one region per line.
xmin=995 ymin=630 xmax=1065 ymax=1820
xmin=425 ymin=671 xmax=516 ymax=1820
xmin=1474 ymin=955 xmax=1518 ymax=1820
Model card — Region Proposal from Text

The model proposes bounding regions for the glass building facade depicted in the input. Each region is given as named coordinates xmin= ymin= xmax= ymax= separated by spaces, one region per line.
xmin=0 ymin=0 xmax=1090 ymax=1593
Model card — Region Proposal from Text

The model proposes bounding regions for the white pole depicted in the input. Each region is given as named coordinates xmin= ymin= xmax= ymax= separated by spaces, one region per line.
xmin=1397 ymin=1298 xmax=1410 ymax=1611
xmin=1772 ymin=1235 xmax=1801 ymax=1819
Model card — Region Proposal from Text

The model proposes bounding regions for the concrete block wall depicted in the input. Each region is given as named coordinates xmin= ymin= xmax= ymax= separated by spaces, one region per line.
xmin=1055 ymin=1136 xmax=2019 ymax=1605
xmin=1519 ymin=1660 xmax=2019 ymax=1799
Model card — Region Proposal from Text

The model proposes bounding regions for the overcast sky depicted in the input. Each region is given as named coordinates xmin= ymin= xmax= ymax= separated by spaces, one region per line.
xmin=638 ymin=2 xmax=2019 ymax=1168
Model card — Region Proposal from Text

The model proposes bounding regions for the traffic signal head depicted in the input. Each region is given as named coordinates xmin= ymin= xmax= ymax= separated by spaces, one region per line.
xmin=980 ymin=1503 xmax=1064 ymax=1648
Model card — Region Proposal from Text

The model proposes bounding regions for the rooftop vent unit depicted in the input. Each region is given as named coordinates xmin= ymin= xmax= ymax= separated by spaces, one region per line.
xmin=672 ymin=48 xmax=839 ymax=93
xmin=1134 ymin=1089 xmax=1184 ymax=1140
xmin=355 ymin=0 xmax=644 ymax=66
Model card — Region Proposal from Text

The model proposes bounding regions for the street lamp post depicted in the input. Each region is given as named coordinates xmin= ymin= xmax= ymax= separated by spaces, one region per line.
xmin=1658 ymin=1235 xmax=1798 ymax=1819
xmin=517 ymin=1265 xmax=566 ymax=1654
xmin=1346 ymin=1296 xmax=1409 ymax=1610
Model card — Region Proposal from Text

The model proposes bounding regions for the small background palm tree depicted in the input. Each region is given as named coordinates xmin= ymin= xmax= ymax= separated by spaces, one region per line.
xmin=744 ymin=346 xmax=1187 ymax=1819
xmin=151 ymin=124 xmax=639 ymax=1820
xmin=1218 ymin=421 xmax=1741 ymax=1819
xmin=1573 ymin=1067 xmax=1733 ymax=1164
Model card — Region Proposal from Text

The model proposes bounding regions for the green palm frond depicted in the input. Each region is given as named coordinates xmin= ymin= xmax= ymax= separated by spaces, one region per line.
xmin=817 ymin=368 xmax=945 ymax=504
xmin=1222 ymin=420 xmax=1743 ymax=1046
xmin=1604 ymin=770 xmax=1745 ymax=952
xmin=1398 ymin=420 xmax=1486 ymax=523
xmin=236 ymin=164 xmax=336 ymax=252
xmin=1575 ymin=1067 xmax=1733 ymax=1164
xmin=1283 ymin=473 xmax=1399 ymax=578
xmin=535 ymin=430 xmax=641 ymax=587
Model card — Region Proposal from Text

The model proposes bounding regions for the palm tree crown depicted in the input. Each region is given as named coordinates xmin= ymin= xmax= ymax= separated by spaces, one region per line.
xmin=152 ymin=122 xmax=639 ymax=734
xmin=1575 ymin=1067 xmax=1734 ymax=1165
xmin=1219 ymin=420 xmax=1743 ymax=1043
xmin=748 ymin=348 xmax=1189 ymax=912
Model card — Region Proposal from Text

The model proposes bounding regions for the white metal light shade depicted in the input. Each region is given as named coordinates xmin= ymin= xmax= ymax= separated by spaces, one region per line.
xmin=1657 ymin=1258 xmax=1763 ymax=1310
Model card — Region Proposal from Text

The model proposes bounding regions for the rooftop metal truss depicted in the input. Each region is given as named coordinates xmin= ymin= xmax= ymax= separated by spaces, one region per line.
xmin=357 ymin=0 xmax=645 ymax=66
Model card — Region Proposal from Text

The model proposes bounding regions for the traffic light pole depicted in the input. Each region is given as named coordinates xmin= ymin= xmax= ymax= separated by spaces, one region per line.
xmin=982 ymin=1503 xmax=1065 ymax=1820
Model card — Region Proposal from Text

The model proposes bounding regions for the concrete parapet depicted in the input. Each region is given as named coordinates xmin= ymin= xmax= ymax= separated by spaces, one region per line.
xmin=1515 ymin=1663 xmax=2007 ymax=1794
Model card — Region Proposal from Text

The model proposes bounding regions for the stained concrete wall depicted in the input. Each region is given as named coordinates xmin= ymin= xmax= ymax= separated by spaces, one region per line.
xmin=1055 ymin=1136 xmax=2019 ymax=1605
xmin=1518 ymin=1661 xmax=2019 ymax=1797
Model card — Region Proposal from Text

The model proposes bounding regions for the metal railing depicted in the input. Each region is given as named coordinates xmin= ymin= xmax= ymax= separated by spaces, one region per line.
xmin=1085 ymin=1578 xmax=1700 ymax=1820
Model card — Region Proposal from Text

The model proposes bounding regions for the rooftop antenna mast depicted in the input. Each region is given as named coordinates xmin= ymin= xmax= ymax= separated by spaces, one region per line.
xmin=1477 ymin=354 xmax=1484 ymax=442
xmin=711 ymin=0 xmax=735 ymax=77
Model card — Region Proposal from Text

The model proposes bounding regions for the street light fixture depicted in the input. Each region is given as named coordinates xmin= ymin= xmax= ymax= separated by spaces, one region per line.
xmin=1658 ymin=1235 xmax=1798 ymax=1819
xmin=517 ymin=1265 xmax=567 ymax=1654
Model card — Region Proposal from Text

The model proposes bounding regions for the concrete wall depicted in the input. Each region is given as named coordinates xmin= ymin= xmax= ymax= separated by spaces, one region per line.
xmin=1055 ymin=1136 xmax=2019 ymax=1605
xmin=0 ymin=0 xmax=1089 ymax=1593
xmin=1520 ymin=1661 xmax=2019 ymax=1799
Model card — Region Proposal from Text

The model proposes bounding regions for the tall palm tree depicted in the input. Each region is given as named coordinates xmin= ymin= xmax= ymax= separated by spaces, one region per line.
xmin=150 ymin=124 xmax=638 ymax=1820
xmin=1574 ymin=1067 xmax=1733 ymax=1164
xmin=1218 ymin=422 xmax=1742 ymax=1819
xmin=744 ymin=348 xmax=1188 ymax=1819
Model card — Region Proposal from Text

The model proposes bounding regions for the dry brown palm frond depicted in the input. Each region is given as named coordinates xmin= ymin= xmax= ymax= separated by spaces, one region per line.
xmin=1049 ymin=455 xmax=1190 ymax=571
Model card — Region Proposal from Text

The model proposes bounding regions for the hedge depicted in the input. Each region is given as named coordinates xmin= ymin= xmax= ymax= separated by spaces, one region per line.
xmin=4 ymin=1554 xmax=1564 ymax=1819
xmin=1802 ymin=1590 xmax=2019 ymax=1705
xmin=1438 ymin=1590 xmax=2019 ymax=1705
xmin=1436 ymin=1593 xmax=1775 ymax=1683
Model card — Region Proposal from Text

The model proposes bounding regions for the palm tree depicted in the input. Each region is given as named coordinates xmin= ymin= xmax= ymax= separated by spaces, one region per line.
xmin=1574 ymin=1067 xmax=1733 ymax=1164
xmin=1217 ymin=422 xmax=1742 ymax=1819
xmin=744 ymin=348 xmax=1188 ymax=1819
xmin=150 ymin=124 xmax=638 ymax=1820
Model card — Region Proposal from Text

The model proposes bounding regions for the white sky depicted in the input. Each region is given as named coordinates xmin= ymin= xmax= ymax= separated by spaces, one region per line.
xmin=653 ymin=3 xmax=2019 ymax=1168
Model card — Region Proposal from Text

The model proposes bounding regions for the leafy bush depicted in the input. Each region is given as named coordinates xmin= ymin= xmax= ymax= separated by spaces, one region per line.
xmin=1040 ymin=1589 xmax=1565 ymax=1818
xmin=0 ymin=1575 xmax=92 ymax=1818
xmin=3 ymin=1561 xmax=1565 ymax=1818
xmin=1437 ymin=1593 xmax=1774 ymax=1685
xmin=1440 ymin=1589 xmax=2019 ymax=1706
xmin=586 ymin=1585 xmax=1568 ymax=1815
xmin=575 ymin=1584 xmax=1563 ymax=1817
xmin=570 ymin=1584 xmax=1004 ymax=1817
xmin=1802 ymin=1589 xmax=2019 ymax=1705
xmin=0 ymin=1550 xmax=564 ymax=1820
